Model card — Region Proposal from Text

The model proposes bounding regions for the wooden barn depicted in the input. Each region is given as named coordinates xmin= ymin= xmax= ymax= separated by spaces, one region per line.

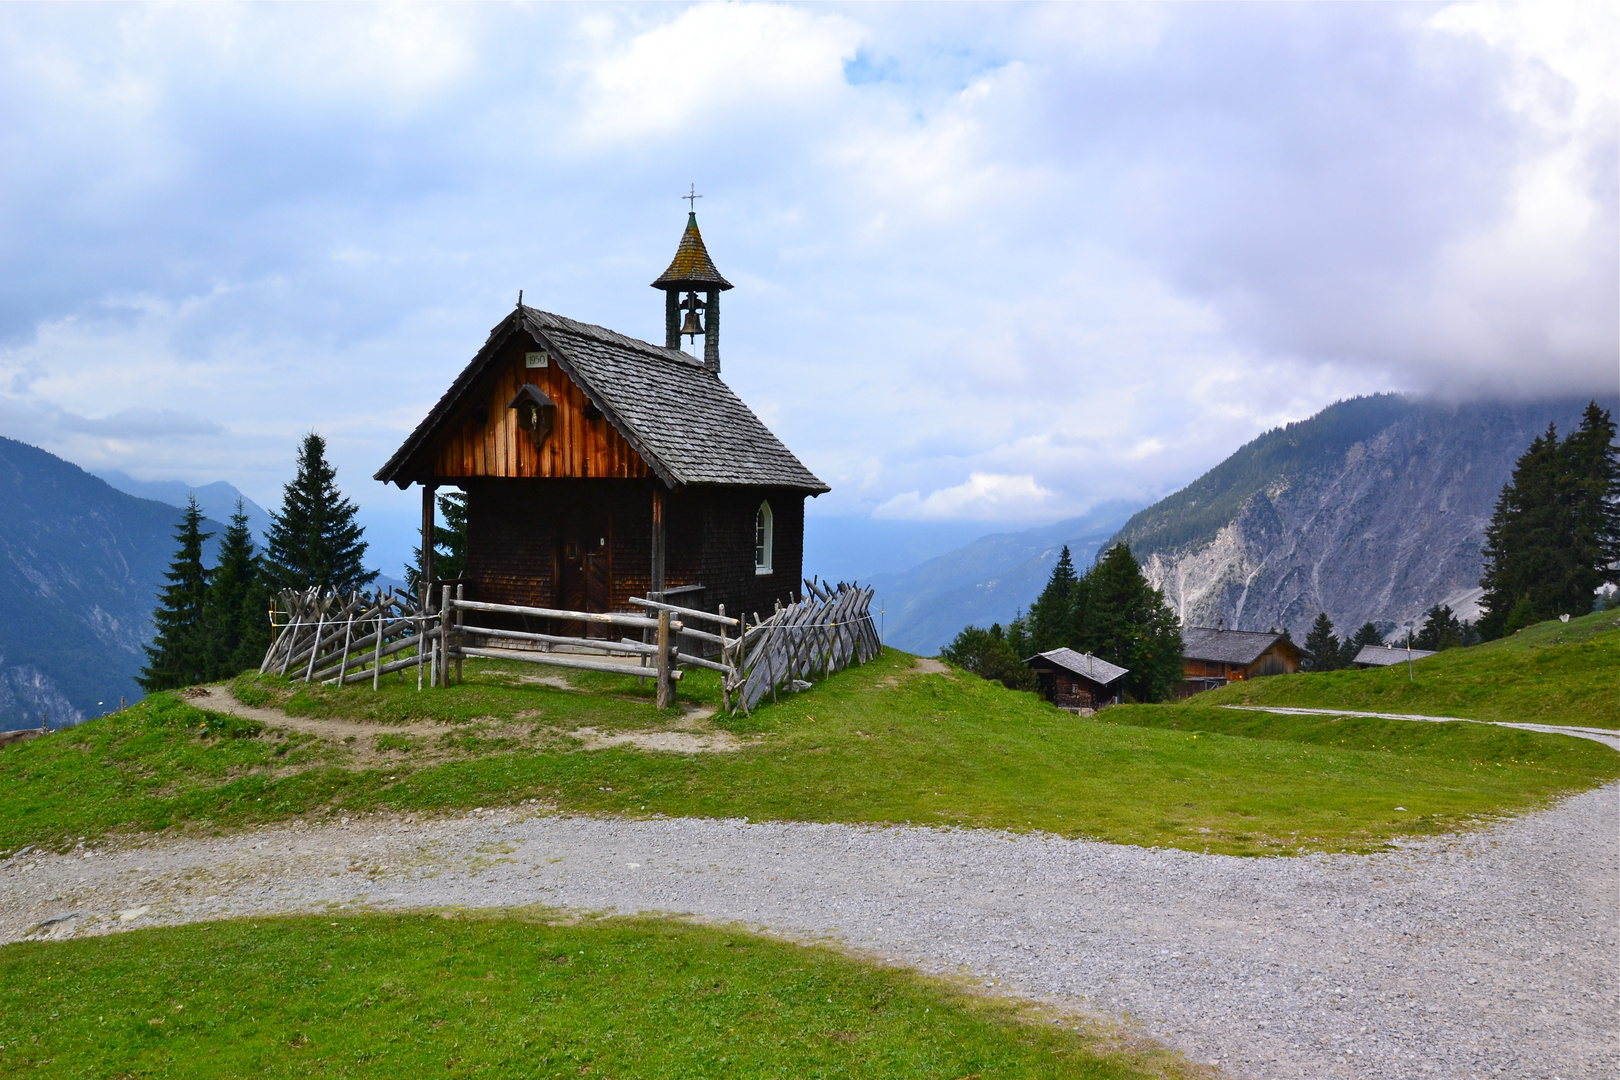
xmin=374 ymin=213 xmax=828 ymax=631
xmin=1177 ymin=626 xmax=1300 ymax=697
xmin=1025 ymin=648 xmax=1128 ymax=711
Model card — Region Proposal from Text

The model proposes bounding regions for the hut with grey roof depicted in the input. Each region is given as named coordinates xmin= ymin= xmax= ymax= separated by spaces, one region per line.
xmin=1178 ymin=626 xmax=1300 ymax=697
xmin=1352 ymin=643 xmax=1437 ymax=668
xmin=1025 ymin=648 xmax=1128 ymax=711
xmin=375 ymin=212 xmax=827 ymax=630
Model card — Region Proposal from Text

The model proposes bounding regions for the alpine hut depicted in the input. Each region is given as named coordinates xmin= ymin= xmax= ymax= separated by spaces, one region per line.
xmin=374 ymin=212 xmax=828 ymax=631
xmin=1024 ymin=648 xmax=1128 ymax=711
xmin=1177 ymin=626 xmax=1299 ymax=697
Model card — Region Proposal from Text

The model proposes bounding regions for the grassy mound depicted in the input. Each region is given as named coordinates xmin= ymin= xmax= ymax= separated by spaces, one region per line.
xmin=3 ymin=647 xmax=1613 ymax=858
xmin=1203 ymin=610 xmax=1619 ymax=728
xmin=0 ymin=912 xmax=1198 ymax=1079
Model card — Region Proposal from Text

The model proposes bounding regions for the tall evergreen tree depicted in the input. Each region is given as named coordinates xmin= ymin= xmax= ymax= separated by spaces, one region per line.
xmin=201 ymin=501 xmax=272 ymax=678
xmin=263 ymin=433 xmax=376 ymax=593
xmin=1302 ymin=612 xmax=1341 ymax=671
xmin=1562 ymin=401 xmax=1620 ymax=604
xmin=1075 ymin=543 xmax=1183 ymax=702
xmin=1479 ymin=426 xmax=1563 ymax=638
xmin=1340 ymin=621 xmax=1384 ymax=666
xmin=1479 ymin=404 xmax=1620 ymax=638
xmin=405 ymin=490 xmax=469 ymax=594
xmin=1026 ymin=545 xmax=1080 ymax=654
xmin=139 ymin=498 xmax=213 ymax=691
xmin=1414 ymin=604 xmax=1463 ymax=651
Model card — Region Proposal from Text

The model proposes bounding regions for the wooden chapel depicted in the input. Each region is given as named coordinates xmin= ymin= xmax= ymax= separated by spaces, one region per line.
xmin=374 ymin=212 xmax=828 ymax=632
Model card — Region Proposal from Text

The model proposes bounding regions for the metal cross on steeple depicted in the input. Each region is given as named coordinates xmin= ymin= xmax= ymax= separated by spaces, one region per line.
xmin=684 ymin=184 xmax=702 ymax=211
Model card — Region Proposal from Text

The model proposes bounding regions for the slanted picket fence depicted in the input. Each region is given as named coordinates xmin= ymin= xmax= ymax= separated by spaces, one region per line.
xmin=727 ymin=579 xmax=881 ymax=713
xmin=261 ymin=578 xmax=879 ymax=715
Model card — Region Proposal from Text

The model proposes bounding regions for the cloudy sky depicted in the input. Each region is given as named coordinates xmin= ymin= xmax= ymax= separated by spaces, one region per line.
xmin=1 ymin=2 xmax=1614 ymax=573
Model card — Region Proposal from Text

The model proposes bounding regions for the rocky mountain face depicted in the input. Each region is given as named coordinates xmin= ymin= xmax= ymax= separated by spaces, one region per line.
xmin=1112 ymin=395 xmax=1608 ymax=639
xmin=0 ymin=437 xmax=225 ymax=730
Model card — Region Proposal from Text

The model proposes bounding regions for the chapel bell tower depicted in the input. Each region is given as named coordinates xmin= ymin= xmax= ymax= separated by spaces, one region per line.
xmin=652 ymin=205 xmax=732 ymax=373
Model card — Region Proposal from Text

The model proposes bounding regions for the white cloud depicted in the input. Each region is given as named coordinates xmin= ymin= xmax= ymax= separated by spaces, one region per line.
xmin=0 ymin=0 xmax=1610 ymax=568
xmin=874 ymin=472 xmax=1059 ymax=521
xmin=571 ymin=5 xmax=864 ymax=146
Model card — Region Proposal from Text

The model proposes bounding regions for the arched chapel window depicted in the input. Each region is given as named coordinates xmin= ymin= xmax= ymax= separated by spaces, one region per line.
xmin=755 ymin=501 xmax=774 ymax=575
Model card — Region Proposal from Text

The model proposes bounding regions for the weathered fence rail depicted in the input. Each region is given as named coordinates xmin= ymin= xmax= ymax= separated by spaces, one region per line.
xmin=724 ymin=579 xmax=880 ymax=714
xmin=262 ymin=577 xmax=878 ymax=714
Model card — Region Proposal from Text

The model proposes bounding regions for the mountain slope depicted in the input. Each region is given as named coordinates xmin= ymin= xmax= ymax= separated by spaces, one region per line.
xmin=94 ymin=470 xmax=272 ymax=543
xmin=1111 ymin=395 xmax=1608 ymax=637
xmin=868 ymin=501 xmax=1140 ymax=654
xmin=0 ymin=438 xmax=225 ymax=729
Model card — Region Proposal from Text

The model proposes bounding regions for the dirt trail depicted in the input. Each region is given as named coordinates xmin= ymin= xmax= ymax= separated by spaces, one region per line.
xmin=189 ymin=687 xmax=448 ymax=743
xmin=189 ymin=686 xmax=738 ymax=756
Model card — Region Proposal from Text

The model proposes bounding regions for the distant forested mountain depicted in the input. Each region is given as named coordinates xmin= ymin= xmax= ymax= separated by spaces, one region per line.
xmin=94 ymin=470 xmax=272 ymax=544
xmin=1110 ymin=394 xmax=1612 ymax=638
xmin=0 ymin=437 xmax=225 ymax=730
xmin=866 ymin=502 xmax=1141 ymax=654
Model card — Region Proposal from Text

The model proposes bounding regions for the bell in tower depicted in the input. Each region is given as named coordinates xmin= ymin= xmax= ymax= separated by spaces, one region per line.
xmin=652 ymin=196 xmax=732 ymax=373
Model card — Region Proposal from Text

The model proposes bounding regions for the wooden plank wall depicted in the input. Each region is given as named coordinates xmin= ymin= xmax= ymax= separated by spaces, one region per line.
xmin=433 ymin=344 xmax=651 ymax=480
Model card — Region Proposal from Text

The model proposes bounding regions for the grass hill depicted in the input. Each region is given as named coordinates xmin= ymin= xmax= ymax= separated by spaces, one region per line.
xmin=2 ymin=911 xmax=1199 ymax=1079
xmin=0 ymin=437 xmax=229 ymax=730
xmin=2 ymin=606 xmax=1612 ymax=860
xmin=1200 ymin=608 xmax=1619 ymax=728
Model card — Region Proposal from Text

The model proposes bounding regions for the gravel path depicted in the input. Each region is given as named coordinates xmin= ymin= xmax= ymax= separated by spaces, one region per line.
xmin=4 ymin=784 xmax=1615 ymax=1080
xmin=1219 ymin=705 xmax=1620 ymax=750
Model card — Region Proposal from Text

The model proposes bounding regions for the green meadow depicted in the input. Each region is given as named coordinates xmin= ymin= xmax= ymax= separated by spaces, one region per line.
xmin=0 ymin=911 xmax=1203 ymax=1079
xmin=2 ymin=611 xmax=1613 ymax=858
xmin=1206 ymin=608 xmax=1619 ymax=728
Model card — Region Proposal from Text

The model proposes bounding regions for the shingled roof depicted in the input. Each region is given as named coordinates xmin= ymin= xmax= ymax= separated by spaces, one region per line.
xmin=1353 ymin=644 xmax=1437 ymax=667
xmin=1181 ymin=627 xmax=1292 ymax=666
xmin=651 ymin=213 xmax=733 ymax=291
xmin=375 ymin=305 xmax=826 ymax=493
xmin=1027 ymin=647 xmax=1129 ymax=685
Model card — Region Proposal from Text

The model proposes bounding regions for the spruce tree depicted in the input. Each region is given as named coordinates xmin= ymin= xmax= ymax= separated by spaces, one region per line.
xmin=405 ymin=490 xmax=469 ymax=594
xmin=139 ymin=498 xmax=213 ymax=692
xmin=1561 ymin=402 xmax=1620 ymax=607
xmin=1302 ymin=612 xmax=1341 ymax=671
xmin=1026 ymin=545 xmax=1079 ymax=654
xmin=201 ymin=501 xmax=272 ymax=678
xmin=1480 ymin=404 xmax=1620 ymax=637
xmin=1341 ymin=621 xmax=1383 ymax=666
xmin=1076 ymin=543 xmax=1183 ymax=702
xmin=1479 ymin=426 xmax=1561 ymax=638
xmin=1414 ymin=604 xmax=1463 ymax=651
xmin=263 ymin=433 xmax=376 ymax=594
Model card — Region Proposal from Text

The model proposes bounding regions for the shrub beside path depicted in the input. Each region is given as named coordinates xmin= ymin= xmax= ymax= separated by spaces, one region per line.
xmin=3 ymin=785 xmax=1614 ymax=1079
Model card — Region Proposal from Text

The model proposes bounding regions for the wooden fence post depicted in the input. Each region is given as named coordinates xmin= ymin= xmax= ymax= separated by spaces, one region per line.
xmin=440 ymin=584 xmax=453 ymax=688
xmin=421 ymin=484 xmax=437 ymax=612
xmin=655 ymin=608 xmax=672 ymax=709
xmin=454 ymin=582 xmax=464 ymax=685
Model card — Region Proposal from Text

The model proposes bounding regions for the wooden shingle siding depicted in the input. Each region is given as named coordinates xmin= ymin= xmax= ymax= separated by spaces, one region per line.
xmin=433 ymin=340 xmax=652 ymax=482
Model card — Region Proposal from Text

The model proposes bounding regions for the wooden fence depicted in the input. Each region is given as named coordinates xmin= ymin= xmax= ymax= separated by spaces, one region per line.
xmin=262 ymin=577 xmax=880 ymax=714
xmin=725 ymin=579 xmax=881 ymax=713
xmin=261 ymin=587 xmax=438 ymax=689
